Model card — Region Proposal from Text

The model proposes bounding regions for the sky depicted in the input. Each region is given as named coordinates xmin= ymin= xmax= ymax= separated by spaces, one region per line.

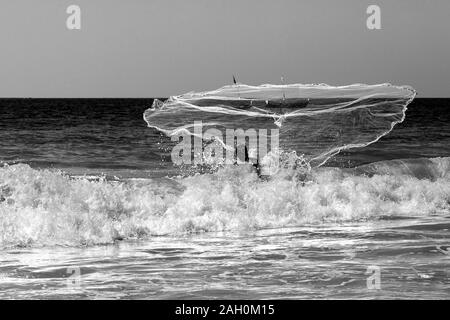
xmin=0 ymin=0 xmax=449 ymax=97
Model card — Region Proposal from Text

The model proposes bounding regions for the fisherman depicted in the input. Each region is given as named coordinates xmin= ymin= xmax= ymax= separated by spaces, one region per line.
xmin=233 ymin=142 xmax=262 ymax=177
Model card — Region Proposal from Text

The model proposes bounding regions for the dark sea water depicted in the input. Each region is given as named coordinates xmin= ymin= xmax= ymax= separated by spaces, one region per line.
xmin=0 ymin=98 xmax=449 ymax=172
xmin=0 ymin=98 xmax=449 ymax=299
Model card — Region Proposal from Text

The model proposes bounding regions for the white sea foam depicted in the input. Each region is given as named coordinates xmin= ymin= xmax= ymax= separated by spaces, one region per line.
xmin=0 ymin=157 xmax=448 ymax=248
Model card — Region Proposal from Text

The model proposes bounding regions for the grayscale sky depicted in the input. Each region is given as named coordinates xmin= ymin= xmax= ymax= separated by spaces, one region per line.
xmin=0 ymin=0 xmax=449 ymax=97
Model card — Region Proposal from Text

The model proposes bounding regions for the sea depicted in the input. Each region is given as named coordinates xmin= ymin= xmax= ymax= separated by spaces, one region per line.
xmin=0 ymin=97 xmax=449 ymax=299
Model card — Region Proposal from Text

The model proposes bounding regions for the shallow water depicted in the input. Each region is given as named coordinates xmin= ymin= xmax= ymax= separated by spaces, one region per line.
xmin=1 ymin=218 xmax=449 ymax=299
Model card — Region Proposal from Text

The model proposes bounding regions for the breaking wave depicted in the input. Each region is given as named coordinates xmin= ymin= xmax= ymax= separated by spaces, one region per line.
xmin=1 ymin=157 xmax=449 ymax=248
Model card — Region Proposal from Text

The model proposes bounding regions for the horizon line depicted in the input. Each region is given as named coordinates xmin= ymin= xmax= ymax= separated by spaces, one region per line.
xmin=0 ymin=96 xmax=448 ymax=99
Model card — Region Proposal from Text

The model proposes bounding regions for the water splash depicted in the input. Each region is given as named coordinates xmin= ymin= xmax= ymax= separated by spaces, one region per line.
xmin=1 ymin=157 xmax=448 ymax=248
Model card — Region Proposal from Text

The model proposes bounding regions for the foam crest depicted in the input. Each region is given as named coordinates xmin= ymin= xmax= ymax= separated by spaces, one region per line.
xmin=0 ymin=158 xmax=448 ymax=248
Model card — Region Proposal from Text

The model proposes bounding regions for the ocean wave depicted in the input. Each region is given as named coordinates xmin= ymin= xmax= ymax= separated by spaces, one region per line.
xmin=0 ymin=157 xmax=449 ymax=248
